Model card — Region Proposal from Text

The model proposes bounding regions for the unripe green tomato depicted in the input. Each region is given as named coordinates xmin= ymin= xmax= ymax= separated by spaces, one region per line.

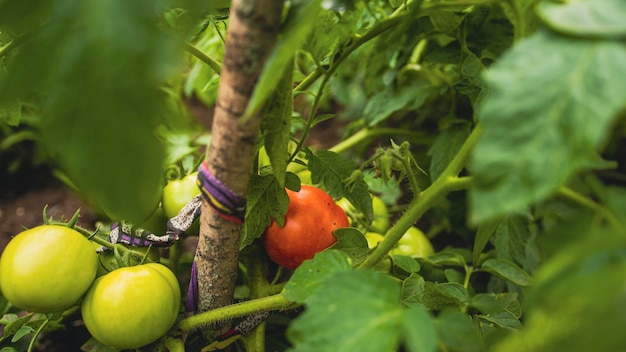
xmin=81 ymin=263 xmax=181 ymax=350
xmin=370 ymin=195 xmax=390 ymax=233
xmin=296 ymin=169 xmax=313 ymax=185
xmin=0 ymin=225 xmax=98 ymax=313
xmin=364 ymin=232 xmax=385 ymax=249
xmin=391 ymin=227 xmax=434 ymax=258
xmin=162 ymin=173 xmax=200 ymax=234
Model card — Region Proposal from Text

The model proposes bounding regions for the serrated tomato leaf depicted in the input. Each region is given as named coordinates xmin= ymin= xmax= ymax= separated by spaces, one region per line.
xmin=480 ymin=258 xmax=532 ymax=286
xmin=240 ymin=173 xmax=290 ymax=248
xmin=305 ymin=149 xmax=373 ymax=219
xmin=283 ymin=250 xmax=352 ymax=303
xmin=287 ymin=270 xmax=404 ymax=352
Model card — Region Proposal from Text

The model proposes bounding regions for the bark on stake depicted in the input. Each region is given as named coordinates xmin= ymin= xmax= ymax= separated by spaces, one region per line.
xmin=195 ymin=0 xmax=284 ymax=332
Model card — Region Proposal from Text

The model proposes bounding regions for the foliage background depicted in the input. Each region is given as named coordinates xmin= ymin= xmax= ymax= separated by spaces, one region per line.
xmin=1 ymin=0 xmax=626 ymax=351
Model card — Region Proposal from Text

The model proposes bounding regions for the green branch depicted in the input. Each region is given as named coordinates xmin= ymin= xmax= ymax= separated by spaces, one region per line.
xmin=557 ymin=186 xmax=624 ymax=232
xmin=184 ymin=42 xmax=222 ymax=75
xmin=176 ymin=294 xmax=297 ymax=332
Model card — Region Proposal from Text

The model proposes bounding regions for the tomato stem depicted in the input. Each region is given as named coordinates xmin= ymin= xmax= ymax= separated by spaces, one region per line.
xmin=176 ymin=294 xmax=298 ymax=332
xmin=184 ymin=41 xmax=222 ymax=75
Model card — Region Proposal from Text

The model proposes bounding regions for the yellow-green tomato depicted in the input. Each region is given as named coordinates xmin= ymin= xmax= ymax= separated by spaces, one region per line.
xmin=392 ymin=227 xmax=434 ymax=258
xmin=370 ymin=195 xmax=390 ymax=233
xmin=364 ymin=232 xmax=385 ymax=249
xmin=0 ymin=225 xmax=98 ymax=313
xmin=81 ymin=263 xmax=181 ymax=350
xmin=162 ymin=173 xmax=200 ymax=219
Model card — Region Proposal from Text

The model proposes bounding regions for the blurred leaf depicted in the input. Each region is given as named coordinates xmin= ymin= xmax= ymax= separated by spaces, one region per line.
xmin=536 ymin=0 xmax=626 ymax=39
xmin=245 ymin=0 xmax=323 ymax=118
xmin=283 ymin=250 xmax=352 ymax=303
xmin=492 ymin=229 xmax=626 ymax=352
xmin=0 ymin=99 xmax=21 ymax=126
xmin=305 ymin=149 xmax=373 ymax=219
xmin=402 ymin=306 xmax=437 ymax=352
xmin=0 ymin=0 xmax=182 ymax=222
xmin=261 ymin=61 xmax=293 ymax=187
xmin=436 ymin=309 xmax=484 ymax=352
xmin=470 ymin=30 xmax=626 ymax=221
xmin=240 ymin=173 xmax=290 ymax=248
xmin=479 ymin=259 xmax=532 ymax=286
xmin=287 ymin=270 xmax=403 ymax=352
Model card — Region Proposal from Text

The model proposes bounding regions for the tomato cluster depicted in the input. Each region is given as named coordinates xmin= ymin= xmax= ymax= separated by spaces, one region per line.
xmin=263 ymin=185 xmax=350 ymax=270
xmin=0 ymin=224 xmax=181 ymax=350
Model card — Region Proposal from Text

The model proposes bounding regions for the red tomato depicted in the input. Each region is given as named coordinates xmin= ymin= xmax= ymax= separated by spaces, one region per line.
xmin=262 ymin=185 xmax=349 ymax=270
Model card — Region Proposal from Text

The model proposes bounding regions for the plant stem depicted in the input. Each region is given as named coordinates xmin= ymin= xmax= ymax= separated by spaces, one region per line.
xmin=176 ymin=294 xmax=297 ymax=332
xmin=184 ymin=41 xmax=222 ymax=75
xmin=557 ymin=186 xmax=624 ymax=231
xmin=329 ymin=127 xmax=433 ymax=154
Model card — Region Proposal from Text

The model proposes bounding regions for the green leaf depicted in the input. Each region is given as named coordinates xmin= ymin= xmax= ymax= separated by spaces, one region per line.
xmin=287 ymin=270 xmax=404 ymax=352
xmin=473 ymin=217 xmax=500 ymax=266
xmin=479 ymin=258 xmax=532 ymax=286
xmin=0 ymin=314 xmax=33 ymax=343
xmin=393 ymin=255 xmax=421 ymax=275
xmin=330 ymin=227 xmax=370 ymax=265
xmin=421 ymin=282 xmax=468 ymax=310
xmin=491 ymin=212 xmax=541 ymax=277
xmin=536 ymin=0 xmax=626 ymax=39
xmin=470 ymin=30 xmax=626 ymax=221
xmin=426 ymin=251 xmax=467 ymax=267
xmin=283 ymin=250 xmax=352 ymax=303
xmin=476 ymin=310 xmax=522 ymax=330
xmin=436 ymin=309 xmax=484 ymax=352
xmin=428 ymin=122 xmax=471 ymax=182
xmin=261 ymin=60 xmax=293 ymax=187
xmin=402 ymin=306 xmax=437 ymax=352
xmin=11 ymin=325 xmax=34 ymax=343
xmin=244 ymin=0 xmax=323 ymax=118
xmin=362 ymin=79 xmax=434 ymax=127
xmin=305 ymin=149 xmax=373 ymax=219
xmin=0 ymin=0 xmax=180 ymax=222
xmin=401 ymin=273 xmax=426 ymax=308
xmin=241 ymin=173 xmax=290 ymax=248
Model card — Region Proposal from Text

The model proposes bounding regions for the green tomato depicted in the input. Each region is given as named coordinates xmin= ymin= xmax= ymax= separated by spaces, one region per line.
xmin=370 ymin=195 xmax=390 ymax=233
xmin=81 ymin=263 xmax=181 ymax=350
xmin=364 ymin=232 xmax=385 ymax=249
xmin=0 ymin=225 xmax=98 ymax=313
xmin=336 ymin=195 xmax=390 ymax=232
xmin=391 ymin=226 xmax=434 ymax=258
xmin=162 ymin=173 xmax=200 ymax=234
